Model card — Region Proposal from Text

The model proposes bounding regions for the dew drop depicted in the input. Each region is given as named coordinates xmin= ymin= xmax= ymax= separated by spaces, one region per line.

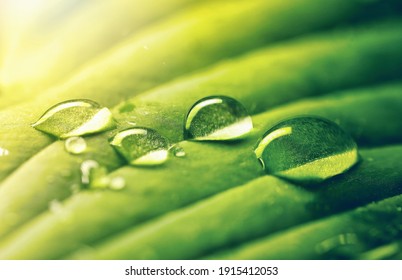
xmin=65 ymin=137 xmax=87 ymax=154
xmin=184 ymin=96 xmax=253 ymax=141
xmin=80 ymin=160 xmax=109 ymax=189
xmin=109 ymin=127 xmax=169 ymax=166
xmin=255 ymin=116 xmax=359 ymax=184
xmin=170 ymin=145 xmax=186 ymax=158
xmin=315 ymin=233 xmax=362 ymax=258
xmin=0 ymin=147 xmax=10 ymax=157
xmin=32 ymin=99 xmax=115 ymax=139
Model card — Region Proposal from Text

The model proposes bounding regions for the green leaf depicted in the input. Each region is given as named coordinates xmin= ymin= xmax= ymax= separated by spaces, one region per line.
xmin=67 ymin=145 xmax=402 ymax=260
xmin=1 ymin=0 xmax=402 ymax=260
xmin=2 ymin=1 xmax=402 ymax=181
xmin=209 ymin=181 xmax=402 ymax=260
xmin=1 ymin=83 xmax=401 ymax=259
xmin=2 ymin=21 xmax=402 ymax=244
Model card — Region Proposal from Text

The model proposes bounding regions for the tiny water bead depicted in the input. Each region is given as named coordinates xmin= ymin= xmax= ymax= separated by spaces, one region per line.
xmin=80 ymin=160 xmax=125 ymax=190
xmin=184 ymin=95 xmax=253 ymax=141
xmin=80 ymin=160 xmax=109 ymax=188
xmin=315 ymin=233 xmax=363 ymax=259
xmin=64 ymin=137 xmax=87 ymax=155
xmin=169 ymin=144 xmax=186 ymax=158
xmin=255 ymin=116 xmax=359 ymax=184
xmin=109 ymin=127 xmax=169 ymax=166
xmin=32 ymin=99 xmax=115 ymax=139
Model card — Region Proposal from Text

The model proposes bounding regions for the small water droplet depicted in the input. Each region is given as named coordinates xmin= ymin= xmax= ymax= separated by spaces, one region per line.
xmin=81 ymin=160 xmax=99 ymax=184
xmin=255 ymin=116 xmax=359 ymax=184
xmin=170 ymin=145 xmax=186 ymax=157
xmin=109 ymin=127 xmax=169 ymax=166
xmin=109 ymin=176 xmax=126 ymax=190
xmin=0 ymin=147 xmax=10 ymax=157
xmin=316 ymin=233 xmax=362 ymax=258
xmin=80 ymin=160 xmax=109 ymax=189
xmin=65 ymin=137 xmax=87 ymax=154
xmin=184 ymin=96 xmax=253 ymax=141
xmin=32 ymin=99 xmax=115 ymax=139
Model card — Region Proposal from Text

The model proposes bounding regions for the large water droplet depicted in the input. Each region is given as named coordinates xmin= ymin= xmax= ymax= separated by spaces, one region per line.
xmin=0 ymin=147 xmax=10 ymax=157
xmin=65 ymin=137 xmax=87 ymax=154
xmin=255 ymin=116 xmax=359 ymax=183
xmin=32 ymin=99 xmax=115 ymax=139
xmin=109 ymin=127 xmax=169 ymax=166
xmin=184 ymin=96 xmax=253 ymax=141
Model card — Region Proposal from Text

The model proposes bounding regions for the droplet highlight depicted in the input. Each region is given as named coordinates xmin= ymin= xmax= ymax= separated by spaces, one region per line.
xmin=184 ymin=96 xmax=253 ymax=141
xmin=170 ymin=145 xmax=186 ymax=158
xmin=255 ymin=116 xmax=359 ymax=183
xmin=316 ymin=233 xmax=362 ymax=259
xmin=80 ymin=160 xmax=126 ymax=190
xmin=65 ymin=137 xmax=87 ymax=154
xmin=80 ymin=160 xmax=109 ymax=189
xmin=32 ymin=99 xmax=115 ymax=139
xmin=109 ymin=127 xmax=169 ymax=166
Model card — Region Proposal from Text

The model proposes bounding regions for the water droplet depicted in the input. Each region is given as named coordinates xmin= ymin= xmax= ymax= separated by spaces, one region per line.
xmin=170 ymin=145 xmax=186 ymax=157
xmin=109 ymin=176 xmax=126 ymax=190
xmin=0 ymin=147 xmax=9 ymax=157
xmin=109 ymin=127 xmax=169 ymax=166
xmin=64 ymin=137 xmax=87 ymax=154
xmin=184 ymin=96 xmax=253 ymax=141
xmin=316 ymin=233 xmax=362 ymax=258
xmin=32 ymin=99 xmax=115 ymax=139
xmin=255 ymin=116 xmax=359 ymax=183
xmin=80 ymin=160 xmax=109 ymax=189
